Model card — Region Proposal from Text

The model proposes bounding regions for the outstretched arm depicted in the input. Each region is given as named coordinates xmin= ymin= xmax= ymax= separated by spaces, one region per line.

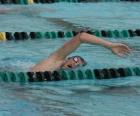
xmin=52 ymin=32 xmax=131 ymax=61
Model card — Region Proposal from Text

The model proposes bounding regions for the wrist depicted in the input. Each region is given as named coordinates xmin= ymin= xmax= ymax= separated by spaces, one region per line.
xmin=101 ymin=41 xmax=113 ymax=49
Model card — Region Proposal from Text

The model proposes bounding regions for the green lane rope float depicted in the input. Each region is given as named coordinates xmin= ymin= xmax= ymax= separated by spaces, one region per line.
xmin=0 ymin=67 xmax=140 ymax=83
xmin=0 ymin=29 xmax=140 ymax=41
xmin=0 ymin=0 xmax=34 ymax=4
xmin=0 ymin=0 xmax=140 ymax=4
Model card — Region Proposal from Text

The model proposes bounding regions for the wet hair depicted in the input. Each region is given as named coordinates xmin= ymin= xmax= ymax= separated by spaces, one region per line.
xmin=67 ymin=56 xmax=87 ymax=66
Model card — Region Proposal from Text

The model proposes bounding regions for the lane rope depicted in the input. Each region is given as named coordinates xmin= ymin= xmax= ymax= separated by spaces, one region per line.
xmin=0 ymin=67 xmax=140 ymax=82
xmin=0 ymin=0 xmax=140 ymax=4
xmin=0 ymin=29 xmax=140 ymax=41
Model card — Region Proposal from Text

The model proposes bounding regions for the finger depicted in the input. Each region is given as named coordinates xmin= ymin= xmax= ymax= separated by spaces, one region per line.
xmin=116 ymin=52 xmax=125 ymax=57
xmin=124 ymin=46 xmax=132 ymax=52
xmin=121 ymin=49 xmax=130 ymax=55
xmin=121 ymin=48 xmax=131 ymax=54
xmin=117 ymin=50 xmax=129 ymax=57
xmin=118 ymin=53 xmax=125 ymax=57
xmin=122 ymin=51 xmax=130 ymax=56
xmin=122 ymin=44 xmax=132 ymax=51
xmin=121 ymin=46 xmax=132 ymax=53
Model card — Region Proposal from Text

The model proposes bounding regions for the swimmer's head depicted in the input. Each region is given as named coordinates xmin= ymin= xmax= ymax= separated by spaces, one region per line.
xmin=61 ymin=56 xmax=87 ymax=69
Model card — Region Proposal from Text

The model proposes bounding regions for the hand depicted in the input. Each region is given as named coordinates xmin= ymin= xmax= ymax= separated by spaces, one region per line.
xmin=110 ymin=43 xmax=132 ymax=57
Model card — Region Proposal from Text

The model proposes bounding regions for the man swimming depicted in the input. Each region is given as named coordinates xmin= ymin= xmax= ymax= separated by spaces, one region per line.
xmin=0 ymin=7 xmax=55 ymax=15
xmin=31 ymin=32 xmax=131 ymax=72
xmin=0 ymin=8 xmax=11 ymax=14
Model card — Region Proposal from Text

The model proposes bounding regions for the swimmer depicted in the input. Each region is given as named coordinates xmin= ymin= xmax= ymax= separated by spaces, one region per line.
xmin=0 ymin=7 xmax=55 ymax=15
xmin=31 ymin=32 xmax=131 ymax=72
xmin=0 ymin=8 xmax=12 ymax=14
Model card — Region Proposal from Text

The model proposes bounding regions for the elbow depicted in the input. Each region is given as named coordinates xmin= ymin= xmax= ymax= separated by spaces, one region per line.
xmin=77 ymin=32 xmax=88 ymax=43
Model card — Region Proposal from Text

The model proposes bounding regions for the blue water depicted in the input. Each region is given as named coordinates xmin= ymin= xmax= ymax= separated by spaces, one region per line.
xmin=0 ymin=3 xmax=140 ymax=116
xmin=0 ymin=3 xmax=140 ymax=31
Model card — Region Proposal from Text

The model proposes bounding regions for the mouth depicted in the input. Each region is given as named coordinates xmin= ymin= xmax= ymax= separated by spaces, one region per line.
xmin=67 ymin=65 xmax=72 ymax=68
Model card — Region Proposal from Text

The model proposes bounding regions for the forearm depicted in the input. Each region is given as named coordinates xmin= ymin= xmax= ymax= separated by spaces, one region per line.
xmin=79 ymin=32 xmax=113 ymax=49
xmin=50 ymin=32 xmax=114 ymax=61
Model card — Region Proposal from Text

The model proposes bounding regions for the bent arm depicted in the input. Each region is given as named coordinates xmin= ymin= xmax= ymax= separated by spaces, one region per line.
xmin=31 ymin=32 xmax=131 ymax=71
xmin=51 ymin=32 xmax=113 ymax=60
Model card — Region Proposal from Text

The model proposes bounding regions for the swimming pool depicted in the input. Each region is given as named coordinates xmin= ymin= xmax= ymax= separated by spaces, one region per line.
xmin=0 ymin=2 xmax=140 ymax=116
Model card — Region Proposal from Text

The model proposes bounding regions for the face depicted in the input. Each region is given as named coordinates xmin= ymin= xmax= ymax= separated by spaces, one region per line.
xmin=61 ymin=56 xmax=86 ymax=69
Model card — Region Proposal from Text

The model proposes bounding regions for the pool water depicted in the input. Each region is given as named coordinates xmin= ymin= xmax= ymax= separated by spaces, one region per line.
xmin=0 ymin=3 xmax=140 ymax=31
xmin=0 ymin=2 xmax=140 ymax=116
